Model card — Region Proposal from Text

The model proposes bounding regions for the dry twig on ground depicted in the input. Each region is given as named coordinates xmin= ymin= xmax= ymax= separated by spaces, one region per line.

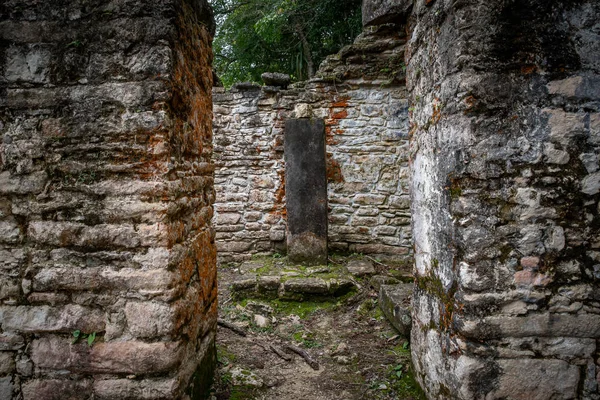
xmin=285 ymin=344 xmax=319 ymax=370
xmin=217 ymin=319 xmax=247 ymax=337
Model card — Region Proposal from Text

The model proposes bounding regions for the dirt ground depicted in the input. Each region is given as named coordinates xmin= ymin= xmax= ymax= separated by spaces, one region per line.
xmin=209 ymin=255 xmax=425 ymax=400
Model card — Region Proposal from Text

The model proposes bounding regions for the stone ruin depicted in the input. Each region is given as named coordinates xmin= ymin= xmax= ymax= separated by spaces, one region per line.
xmin=212 ymin=22 xmax=412 ymax=265
xmin=1 ymin=0 xmax=599 ymax=399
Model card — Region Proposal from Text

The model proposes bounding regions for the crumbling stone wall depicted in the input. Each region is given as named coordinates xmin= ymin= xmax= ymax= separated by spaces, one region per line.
xmin=213 ymin=25 xmax=412 ymax=263
xmin=405 ymin=0 xmax=600 ymax=398
xmin=0 ymin=1 xmax=217 ymax=399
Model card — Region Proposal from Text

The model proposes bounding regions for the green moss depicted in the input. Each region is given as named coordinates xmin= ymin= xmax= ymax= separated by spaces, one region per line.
xmin=268 ymin=296 xmax=343 ymax=319
xmin=229 ymin=385 xmax=260 ymax=400
xmin=390 ymin=369 xmax=427 ymax=400
xmin=188 ymin=340 xmax=216 ymax=400
xmin=414 ymin=268 xmax=458 ymax=331
xmin=216 ymin=344 xmax=237 ymax=365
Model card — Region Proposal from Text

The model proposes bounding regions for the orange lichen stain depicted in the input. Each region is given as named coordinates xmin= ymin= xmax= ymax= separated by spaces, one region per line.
xmin=326 ymin=154 xmax=345 ymax=183
xmin=269 ymin=169 xmax=287 ymax=217
xmin=463 ymin=95 xmax=477 ymax=114
xmin=465 ymin=95 xmax=475 ymax=107
xmin=325 ymin=126 xmax=340 ymax=146
xmin=331 ymin=110 xmax=348 ymax=120
xmin=331 ymin=97 xmax=349 ymax=108
xmin=521 ymin=64 xmax=537 ymax=75
xmin=164 ymin=1 xmax=217 ymax=341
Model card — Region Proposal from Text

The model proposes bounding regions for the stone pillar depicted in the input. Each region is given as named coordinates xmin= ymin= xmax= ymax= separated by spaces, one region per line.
xmin=285 ymin=118 xmax=328 ymax=264
xmin=0 ymin=1 xmax=216 ymax=399
xmin=407 ymin=0 xmax=600 ymax=399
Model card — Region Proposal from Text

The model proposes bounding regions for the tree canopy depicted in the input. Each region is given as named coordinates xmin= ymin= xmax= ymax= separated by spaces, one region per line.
xmin=209 ymin=0 xmax=362 ymax=87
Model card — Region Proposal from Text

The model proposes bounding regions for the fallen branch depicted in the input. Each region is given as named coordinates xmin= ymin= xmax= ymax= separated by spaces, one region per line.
xmin=365 ymin=255 xmax=391 ymax=269
xmin=327 ymin=257 xmax=342 ymax=265
xmin=270 ymin=344 xmax=292 ymax=361
xmin=217 ymin=319 xmax=247 ymax=337
xmin=285 ymin=344 xmax=319 ymax=370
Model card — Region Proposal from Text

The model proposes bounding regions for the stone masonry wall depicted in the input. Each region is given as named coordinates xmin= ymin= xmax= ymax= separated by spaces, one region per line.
xmin=406 ymin=0 xmax=600 ymax=398
xmin=0 ymin=1 xmax=217 ymax=399
xmin=213 ymin=25 xmax=412 ymax=263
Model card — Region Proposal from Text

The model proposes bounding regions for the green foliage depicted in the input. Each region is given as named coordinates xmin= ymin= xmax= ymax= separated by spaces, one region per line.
xmin=72 ymin=330 xmax=97 ymax=347
xmin=210 ymin=0 xmax=362 ymax=86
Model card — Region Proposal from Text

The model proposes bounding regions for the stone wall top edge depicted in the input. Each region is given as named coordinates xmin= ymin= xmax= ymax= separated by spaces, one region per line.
xmin=212 ymin=79 xmax=406 ymax=101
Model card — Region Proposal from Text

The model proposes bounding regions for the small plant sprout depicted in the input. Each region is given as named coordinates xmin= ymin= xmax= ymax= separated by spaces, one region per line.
xmin=72 ymin=330 xmax=97 ymax=347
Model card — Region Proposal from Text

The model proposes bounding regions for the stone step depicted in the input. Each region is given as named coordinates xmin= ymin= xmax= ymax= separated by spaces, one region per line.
xmin=231 ymin=275 xmax=355 ymax=300
xmin=230 ymin=259 xmax=358 ymax=300
xmin=379 ymin=283 xmax=413 ymax=337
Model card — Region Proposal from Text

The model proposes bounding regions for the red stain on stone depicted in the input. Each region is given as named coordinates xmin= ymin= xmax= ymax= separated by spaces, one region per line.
xmin=521 ymin=65 xmax=537 ymax=75
xmin=326 ymin=154 xmax=344 ymax=183
xmin=331 ymin=110 xmax=348 ymax=120
xmin=331 ymin=98 xmax=349 ymax=108
xmin=269 ymin=169 xmax=287 ymax=218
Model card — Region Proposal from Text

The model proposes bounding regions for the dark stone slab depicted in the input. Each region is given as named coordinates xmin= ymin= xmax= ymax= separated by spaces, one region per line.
xmin=261 ymin=72 xmax=291 ymax=88
xmin=362 ymin=0 xmax=413 ymax=27
xmin=284 ymin=119 xmax=328 ymax=265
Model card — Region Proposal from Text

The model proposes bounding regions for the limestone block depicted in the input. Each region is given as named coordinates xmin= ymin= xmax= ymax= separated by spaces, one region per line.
xmin=22 ymin=379 xmax=92 ymax=400
xmin=261 ymin=72 xmax=291 ymax=88
xmin=216 ymin=213 xmax=242 ymax=225
xmin=362 ymin=0 xmax=413 ymax=27
xmin=370 ymin=275 xmax=400 ymax=291
xmin=353 ymin=194 xmax=386 ymax=205
xmin=547 ymin=75 xmax=600 ymax=100
xmin=581 ymin=171 xmax=600 ymax=195
xmin=0 ymin=377 xmax=14 ymax=400
xmin=379 ymin=283 xmax=412 ymax=337
xmin=283 ymin=278 xmax=329 ymax=295
xmin=33 ymin=267 xmax=174 ymax=294
xmin=0 ymin=278 xmax=19 ymax=300
xmin=0 ymin=352 xmax=15 ymax=375
xmin=491 ymin=359 xmax=580 ymax=400
xmin=0 ymin=171 xmax=47 ymax=195
xmin=0 ymin=333 xmax=24 ymax=351
xmin=0 ymin=220 xmax=21 ymax=244
xmin=31 ymin=337 xmax=184 ymax=374
xmin=16 ymin=357 xmax=33 ymax=376
xmin=0 ymin=305 xmax=105 ymax=333
xmin=93 ymin=378 xmax=177 ymax=400
xmin=346 ymin=260 xmax=376 ymax=277
xmin=459 ymin=314 xmax=600 ymax=339
xmin=4 ymin=45 xmax=52 ymax=84
xmin=125 ymin=302 xmax=174 ymax=338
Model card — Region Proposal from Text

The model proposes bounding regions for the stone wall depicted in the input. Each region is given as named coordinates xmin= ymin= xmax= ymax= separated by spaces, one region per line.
xmin=406 ymin=0 xmax=600 ymax=398
xmin=213 ymin=25 xmax=412 ymax=263
xmin=0 ymin=1 xmax=217 ymax=399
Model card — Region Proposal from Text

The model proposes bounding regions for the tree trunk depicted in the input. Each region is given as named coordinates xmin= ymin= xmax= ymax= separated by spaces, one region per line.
xmin=295 ymin=23 xmax=314 ymax=78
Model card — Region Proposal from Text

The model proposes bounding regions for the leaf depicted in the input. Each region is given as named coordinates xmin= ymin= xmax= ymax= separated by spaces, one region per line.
xmin=87 ymin=332 xmax=96 ymax=347
xmin=403 ymin=342 xmax=409 ymax=350
xmin=72 ymin=330 xmax=81 ymax=344
xmin=396 ymin=371 xmax=403 ymax=378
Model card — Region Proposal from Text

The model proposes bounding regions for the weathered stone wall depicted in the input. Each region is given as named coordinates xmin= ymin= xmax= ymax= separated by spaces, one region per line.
xmin=407 ymin=0 xmax=600 ymax=398
xmin=0 ymin=1 xmax=216 ymax=399
xmin=213 ymin=25 xmax=412 ymax=263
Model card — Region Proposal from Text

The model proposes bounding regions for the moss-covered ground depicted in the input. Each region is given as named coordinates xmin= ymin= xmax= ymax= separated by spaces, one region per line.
xmin=211 ymin=254 xmax=424 ymax=400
